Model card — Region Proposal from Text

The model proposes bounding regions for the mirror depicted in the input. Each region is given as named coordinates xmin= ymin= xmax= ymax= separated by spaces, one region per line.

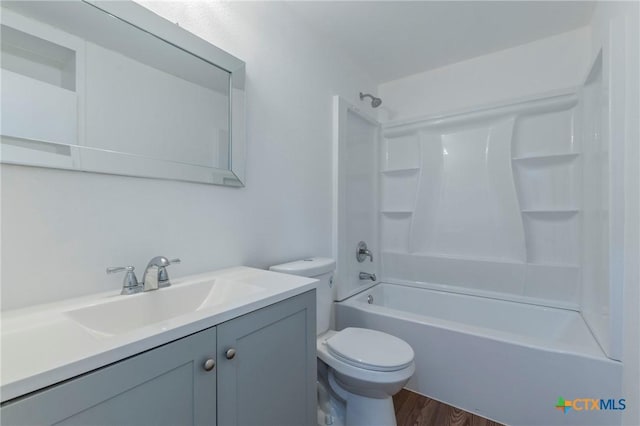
xmin=0 ymin=0 xmax=246 ymax=186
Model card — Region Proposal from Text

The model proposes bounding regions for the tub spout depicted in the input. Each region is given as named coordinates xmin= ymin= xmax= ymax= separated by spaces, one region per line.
xmin=359 ymin=272 xmax=377 ymax=281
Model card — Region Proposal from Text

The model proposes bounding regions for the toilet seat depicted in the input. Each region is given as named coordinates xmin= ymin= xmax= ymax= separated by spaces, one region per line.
xmin=325 ymin=328 xmax=414 ymax=372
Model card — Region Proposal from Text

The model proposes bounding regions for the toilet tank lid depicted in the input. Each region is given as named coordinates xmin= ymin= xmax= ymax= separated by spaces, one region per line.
xmin=269 ymin=257 xmax=335 ymax=277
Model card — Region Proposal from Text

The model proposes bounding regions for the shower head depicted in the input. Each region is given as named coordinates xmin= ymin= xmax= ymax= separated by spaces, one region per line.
xmin=360 ymin=92 xmax=382 ymax=108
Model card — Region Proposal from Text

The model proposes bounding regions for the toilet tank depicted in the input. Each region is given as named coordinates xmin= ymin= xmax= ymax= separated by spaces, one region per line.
xmin=270 ymin=258 xmax=336 ymax=335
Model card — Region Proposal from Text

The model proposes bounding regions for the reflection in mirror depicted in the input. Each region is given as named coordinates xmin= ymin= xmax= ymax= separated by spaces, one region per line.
xmin=0 ymin=1 xmax=245 ymax=186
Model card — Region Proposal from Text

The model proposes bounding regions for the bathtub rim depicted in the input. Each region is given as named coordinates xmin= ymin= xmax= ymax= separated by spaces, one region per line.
xmin=378 ymin=276 xmax=580 ymax=311
xmin=338 ymin=282 xmax=617 ymax=364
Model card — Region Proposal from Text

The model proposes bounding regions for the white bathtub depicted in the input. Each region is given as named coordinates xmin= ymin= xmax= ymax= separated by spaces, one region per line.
xmin=335 ymin=283 xmax=623 ymax=426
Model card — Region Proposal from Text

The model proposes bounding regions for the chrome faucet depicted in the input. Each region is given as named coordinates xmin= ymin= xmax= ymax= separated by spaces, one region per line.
xmin=107 ymin=265 xmax=142 ymax=295
xmin=359 ymin=272 xmax=377 ymax=281
xmin=142 ymin=256 xmax=181 ymax=291
xmin=356 ymin=241 xmax=373 ymax=263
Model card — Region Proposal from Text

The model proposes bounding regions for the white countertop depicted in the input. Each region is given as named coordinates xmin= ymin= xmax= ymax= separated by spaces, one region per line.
xmin=1 ymin=267 xmax=317 ymax=402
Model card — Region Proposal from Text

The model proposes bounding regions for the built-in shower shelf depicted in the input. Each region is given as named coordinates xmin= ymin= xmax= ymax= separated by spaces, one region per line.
xmin=526 ymin=262 xmax=580 ymax=268
xmin=512 ymin=152 xmax=580 ymax=162
xmin=521 ymin=209 xmax=580 ymax=214
xmin=380 ymin=167 xmax=420 ymax=175
xmin=380 ymin=210 xmax=413 ymax=215
xmin=401 ymin=252 xmax=525 ymax=265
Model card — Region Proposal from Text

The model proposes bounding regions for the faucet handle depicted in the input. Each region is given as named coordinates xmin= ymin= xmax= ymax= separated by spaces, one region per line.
xmin=157 ymin=258 xmax=181 ymax=287
xmin=356 ymin=241 xmax=373 ymax=263
xmin=107 ymin=266 xmax=141 ymax=295
xmin=106 ymin=265 xmax=134 ymax=274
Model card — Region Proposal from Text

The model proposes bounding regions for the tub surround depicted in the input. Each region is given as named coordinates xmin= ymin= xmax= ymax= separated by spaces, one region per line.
xmin=332 ymin=97 xmax=381 ymax=302
xmin=379 ymin=90 xmax=582 ymax=309
xmin=0 ymin=267 xmax=316 ymax=402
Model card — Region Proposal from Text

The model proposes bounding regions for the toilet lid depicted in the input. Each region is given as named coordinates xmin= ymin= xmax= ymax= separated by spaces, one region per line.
xmin=325 ymin=328 xmax=414 ymax=372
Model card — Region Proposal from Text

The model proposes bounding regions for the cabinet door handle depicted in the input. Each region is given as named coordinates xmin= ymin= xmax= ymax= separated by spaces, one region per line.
xmin=203 ymin=359 xmax=216 ymax=371
xmin=225 ymin=348 xmax=236 ymax=359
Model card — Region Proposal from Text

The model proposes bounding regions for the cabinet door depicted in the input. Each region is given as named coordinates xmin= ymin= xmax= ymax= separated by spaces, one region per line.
xmin=217 ymin=290 xmax=316 ymax=426
xmin=1 ymin=327 xmax=217 ymax=426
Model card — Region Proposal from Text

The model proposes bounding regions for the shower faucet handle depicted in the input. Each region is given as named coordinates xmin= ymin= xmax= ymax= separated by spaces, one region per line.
xmin=356 ymin=241 xmax=373 ymax=263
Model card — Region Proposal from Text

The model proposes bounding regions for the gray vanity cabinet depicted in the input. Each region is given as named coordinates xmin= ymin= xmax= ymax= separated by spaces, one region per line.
xmin=1 ymin=290 xmax=316 ymax=426
xmin=217 ymin=290 xmax=316 ymax=426
xmin=1 ymin=326 xmax=218 ymax=426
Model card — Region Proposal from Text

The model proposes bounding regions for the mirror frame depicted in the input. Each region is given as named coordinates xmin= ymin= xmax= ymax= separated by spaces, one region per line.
xmin=1 ymin=0 xmax=246 ymax=187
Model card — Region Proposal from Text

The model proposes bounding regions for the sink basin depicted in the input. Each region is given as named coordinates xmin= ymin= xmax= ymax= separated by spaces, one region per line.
xmin=65 ymin=279 xmax=264 ymax=336
xmin=2 ymin=266 xmax=318 ymax=403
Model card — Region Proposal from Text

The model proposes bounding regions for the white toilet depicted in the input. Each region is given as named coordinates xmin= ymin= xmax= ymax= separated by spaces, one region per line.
xmin=270 ymin=258 xmax=415 ymax=426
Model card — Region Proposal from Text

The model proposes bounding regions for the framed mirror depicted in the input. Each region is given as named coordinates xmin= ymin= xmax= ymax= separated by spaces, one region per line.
xmin=0 ymin=0 xmax=246 ymax=186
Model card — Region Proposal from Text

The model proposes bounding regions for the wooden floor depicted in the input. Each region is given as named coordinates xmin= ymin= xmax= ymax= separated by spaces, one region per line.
xmin=394 ymin=389 xmax=503 ymax=426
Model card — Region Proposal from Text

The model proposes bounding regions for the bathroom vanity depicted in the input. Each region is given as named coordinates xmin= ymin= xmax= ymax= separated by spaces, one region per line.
xmin=1 ymin=268 xmax=317 ymax=426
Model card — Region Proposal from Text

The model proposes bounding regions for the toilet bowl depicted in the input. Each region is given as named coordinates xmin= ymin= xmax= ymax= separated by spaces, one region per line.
xmin=270 ymin=258 xmax=415 ymax=426
xmin=318 ymin=328 xmax=415 ymax=426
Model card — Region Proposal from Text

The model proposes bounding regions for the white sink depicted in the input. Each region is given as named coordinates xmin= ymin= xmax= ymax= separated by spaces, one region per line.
xmin=2 ymin=266 xmax=318 ymax=403
xmin=65 ymin=279 xmax=264 ymax=336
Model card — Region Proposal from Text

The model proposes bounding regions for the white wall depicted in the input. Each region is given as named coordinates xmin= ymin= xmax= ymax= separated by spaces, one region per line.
xmin=588 ymin=2 xmax=640 ymax=423
xmin=0 ymin=1 xmax=376 ymax=310
xmin=378 ymin=27 xmax=591 ymax=122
